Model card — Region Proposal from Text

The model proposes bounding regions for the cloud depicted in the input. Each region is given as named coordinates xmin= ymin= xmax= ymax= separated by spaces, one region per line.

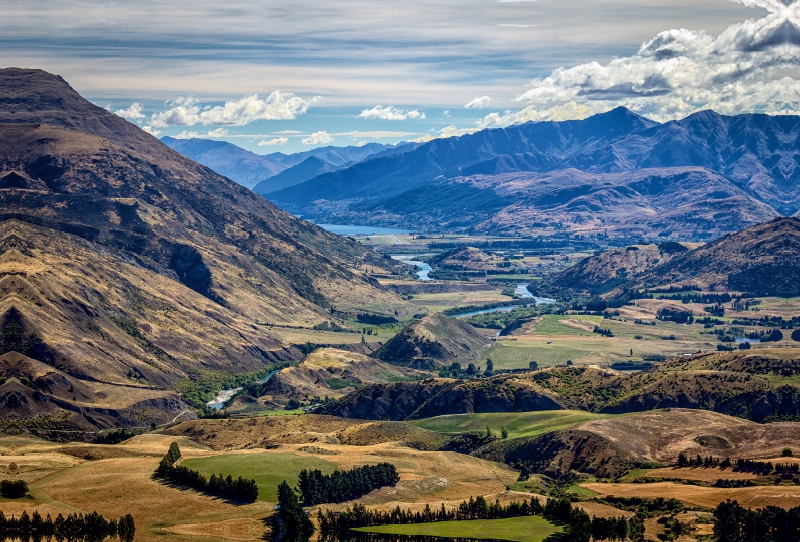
xmin=411 ymin=125 xmax=479 ymax=143
xmin=114 ymin=102 xmax=146 ymax=121
xmin=142 ymin=125 xmax=161 ymax=136
xmin=149 ymin=92 xmax=315 ymax=127
xmin=173 ymin=130 xmax=201 ymax=139
xmin=498 ymin=0 xmax=800 ymax=123
xmin=258 ymin=137 xmax=289 ymax=146
xmin=358 ymin=106 xmax=426 ymax=120
xmin=206 ymin=128 xmax=229 ymax=137
xmin=464 ymin=96 xmax=492 ymax=109
xmin=335 ymin=130 xmax=418 ymax=138
xmin=302 ymin=131 xmax=334 ymax=145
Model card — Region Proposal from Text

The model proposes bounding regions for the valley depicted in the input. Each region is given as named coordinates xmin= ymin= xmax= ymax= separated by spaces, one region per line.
xmin=2 ymin=67 xmax=800 ymax=542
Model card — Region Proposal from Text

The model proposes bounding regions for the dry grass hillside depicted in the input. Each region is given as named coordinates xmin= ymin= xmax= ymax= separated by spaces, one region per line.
xmin=372 ymin=313 xmax=492 ymax=370
xmin=0 ymin=68 xmax=407 ymax=431
xmin=262 ymin=348 xmax=425 ymax=400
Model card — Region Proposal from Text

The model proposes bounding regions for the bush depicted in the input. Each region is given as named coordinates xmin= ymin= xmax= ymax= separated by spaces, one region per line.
xmin=0 ymin=479 xmax=28 ymax=498
xmin=285 ymin=398 xmax=301 ymax=410
xmin=792 ymin=329 xmax=800 ymax=342
xmin=783 ymin=448 xmax=793 ymax=457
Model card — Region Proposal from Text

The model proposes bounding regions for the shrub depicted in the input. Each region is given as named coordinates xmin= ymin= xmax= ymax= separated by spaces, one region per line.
xmin=0 ymin=479 xmax=28 ymax=499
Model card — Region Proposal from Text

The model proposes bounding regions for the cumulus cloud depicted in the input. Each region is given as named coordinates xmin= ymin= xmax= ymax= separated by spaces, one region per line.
xmin=493 ymin=0 xmax=800 ymax=124
xmin=464 ymin=96 xmax=492 ymax=109
xmin=258 ymin=137 xmax=289 ymax=146
xmin=149 ymin=92 xmax=315 ymax=127
xmin=206 ymin=128 xmax=229 ymax=137
xmin=358 ymin=105 xmax=426 ymax=120
xmin=411 ymin=125 xmax=479 ymax=143
xmin=302 ymin=131 xmax=334 ymax=145
xmin=115 ymin=102 xmax=146 ymax=122
xmin=142 ymin=125 xmax=161 ymax=136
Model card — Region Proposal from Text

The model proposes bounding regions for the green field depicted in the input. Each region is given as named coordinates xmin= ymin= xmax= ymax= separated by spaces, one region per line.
xmin=531 ymin=314 xmax=603 ymax=336
xmin=487 ymin=343 xmax=586 ymax=369
xmin=355 ymin=515 xmax=561 ymax=542
xmin=409 ymin=410 xmax=616 ymax=439
xmin=180 ymin=453 xmax=337 ymax=501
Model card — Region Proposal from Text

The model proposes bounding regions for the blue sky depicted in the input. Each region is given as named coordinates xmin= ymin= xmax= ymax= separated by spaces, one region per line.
xmin=3 ymin=0 xmax=796 ymax=153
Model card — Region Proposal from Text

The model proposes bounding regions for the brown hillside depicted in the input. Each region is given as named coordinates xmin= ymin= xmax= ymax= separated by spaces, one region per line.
xmin=639 ymin=217 xmax=800 ymax=295
xmin=0 ymin=68 xmax=403 ymax=431
xmin=371 ymin=313 xmax=492 ymax=370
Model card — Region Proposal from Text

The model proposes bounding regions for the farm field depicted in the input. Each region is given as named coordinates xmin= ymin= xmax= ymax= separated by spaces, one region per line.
xmin=581 ymin=481 xmax=800 ymax=510
xmin=180 ymin=453 xmax=337 ymax=501
xmin=354 ymin=515 xmax=562 ymax=542
xmin=409 ymin=411 xmax=617 ymax=439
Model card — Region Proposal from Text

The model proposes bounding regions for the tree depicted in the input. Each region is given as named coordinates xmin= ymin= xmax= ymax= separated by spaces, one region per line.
xmin=466 ymin=363 xmax=478 ymax=375
xmin=783 ymin=448 xmax=793 ymax=457
xmin=277 ymin=480 xmax=314 ymax=537
xmin=484 ymin=359 xmax=494 ymax=376
xmin=500 ymin=426 xmax=508 ymax=439
xmin=792 ymin=329 xmax=800 ymax=342
xmin=528 ymin=361 xmax=538 ymax=371
xmin=485 ymin=425 xmax=492 ymax=438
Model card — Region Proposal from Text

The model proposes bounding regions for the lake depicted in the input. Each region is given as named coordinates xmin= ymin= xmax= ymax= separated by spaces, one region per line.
xmin=317 ymin=224 xmax=414 ymax=236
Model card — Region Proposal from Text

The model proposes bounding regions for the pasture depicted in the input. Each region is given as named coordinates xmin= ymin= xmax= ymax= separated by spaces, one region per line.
xmin=180 ymin=453 xmax=337 ymax=501
xmin=409 ymin=411 xmax=617 ymax=439
xmin=355 ymin=515 xmax=562 ymax=542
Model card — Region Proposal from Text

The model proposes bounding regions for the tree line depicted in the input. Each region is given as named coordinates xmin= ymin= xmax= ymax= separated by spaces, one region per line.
xmin=318 ymin=496 xmax=643 ymax=542
xmin=297 ymin=463 xmax=399 ymax=506
xmin=355 ymin=313 xmax=397 ymax=325
xmin=0 ymin=510 xmax=134 ymax=542
xmin=154 ymin=442 xmax=258 ymax=503
xmin=714 ymin=500 xmax=800 ymax=541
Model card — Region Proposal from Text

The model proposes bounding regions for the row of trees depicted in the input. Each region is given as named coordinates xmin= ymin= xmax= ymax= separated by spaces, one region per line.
xmin=297 ymin=463 xmax=399 ymax=505
xmin=734 ymin=459 xmax=799 ymax=474
xmin=317 ymin=496 xmax=643 ymax=542
xmin=0 ymin=510 xmax=134 ymax=542
xmin=154 ymin=442 xmax=259 ymax=503
xmin=277 ymin=480 xmax=315 ymax=538
xmin=714 ymin=500 xmax=800 ymax=541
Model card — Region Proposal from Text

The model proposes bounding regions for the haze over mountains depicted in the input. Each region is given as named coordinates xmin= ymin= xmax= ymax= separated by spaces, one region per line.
xmin=0 ymin=68 xmax=399 ymax=431
xmin=161 ymin=136 xmax=418 ymax=192
xmin=259 ymin=107 xmax=800 ymax=239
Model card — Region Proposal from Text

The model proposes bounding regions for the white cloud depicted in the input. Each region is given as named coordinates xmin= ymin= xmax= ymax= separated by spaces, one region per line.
xmin=356 ymin=140 xmax=369 ymax=146
xmin=141 ymin=125 xmax=161 ymax=136
xmin=258 ymin=137 xmax=289 ymax=146
xmin=497 ymin=0 xmax=800 ymax=123
xmin=173 ymin=130 xmax=200 ymax=139
xmin=411 ymin=125 xmax=479 ymax=143
xmin=442 ymin=110 xmax=451 ymax=117
xmin=149 ymin=92 xmax=315 ymax=127
xmin=464 ymin=96 xmax=492 ymax=109
xmin=358 ymin=105 xmax=426 ymax=120
xmin=206 ymin=127 xmax=229 ymax=137
xmin=302 ymin=131 xmax=334 ymax=145
xmin=114 ymin=102 xmax=146 ymax=121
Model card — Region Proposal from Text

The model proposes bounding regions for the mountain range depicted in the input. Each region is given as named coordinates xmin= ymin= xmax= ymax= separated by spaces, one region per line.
xmin=265 ymin=108 xmax=800 ymax=238
xmin=161 ymin=136 xmax=417 ymax=192
xmin=0 ymin=68 xmax=399 ymax=431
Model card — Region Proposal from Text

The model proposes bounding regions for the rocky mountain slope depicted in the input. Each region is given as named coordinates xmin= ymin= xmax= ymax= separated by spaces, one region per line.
xmin=269 ymin=108 xmax=800 ymax=237
xmin=0 ymin=68 xmax=401 ymax=431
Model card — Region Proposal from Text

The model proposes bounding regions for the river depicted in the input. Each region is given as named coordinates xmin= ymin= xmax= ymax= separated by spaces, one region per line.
xmin=316 ymin=224 xmax=414 ymax=236
xmin=454 ymin=284 xmax=554 ymax=318
xmin=206 ymin=369 xmax=280 ymax=411
xmin=391 ymin=254 xmax=433 ymax=281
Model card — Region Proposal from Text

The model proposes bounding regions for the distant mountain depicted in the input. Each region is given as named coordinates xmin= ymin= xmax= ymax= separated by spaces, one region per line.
xmin=269 ymin=108 xmax=800 ymax=238
xmin=545 ymin=217 xmax=800 ymax=297
xmin=160 ymin=136 xmax=286 ymax=188
xmin=270 ymin=142 xmax=406 ymax=168
xmin=253 ymin=156 xmax=342 ymax=194
xmin=0 ymin=68 xmax=401 ymax=431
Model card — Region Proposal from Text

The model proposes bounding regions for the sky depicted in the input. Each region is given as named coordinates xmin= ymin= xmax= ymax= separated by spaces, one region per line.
xmin=2 ymin=0 xmax=797 ymax=153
